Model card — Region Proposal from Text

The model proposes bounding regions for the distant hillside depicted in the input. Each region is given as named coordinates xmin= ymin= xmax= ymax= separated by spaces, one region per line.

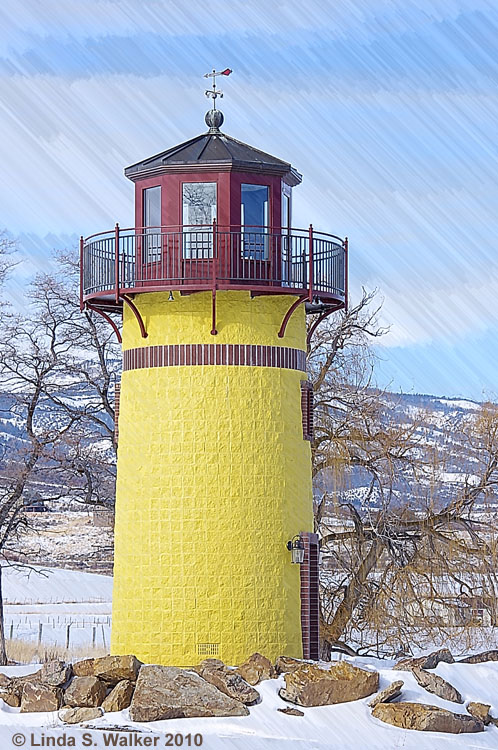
xmin=316 ymin=392 xmax=493 ymax=512
xmin=0 ymin=386 xmax=492 ymax=514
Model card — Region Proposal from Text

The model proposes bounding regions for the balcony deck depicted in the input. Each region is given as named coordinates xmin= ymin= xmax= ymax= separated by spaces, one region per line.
xmin=81 ymin=224 xmax=347 ymax=316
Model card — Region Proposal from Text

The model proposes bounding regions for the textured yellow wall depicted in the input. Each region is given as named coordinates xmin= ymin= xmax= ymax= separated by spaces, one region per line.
xmin=112 ymin=291 xmax=313 ymax=666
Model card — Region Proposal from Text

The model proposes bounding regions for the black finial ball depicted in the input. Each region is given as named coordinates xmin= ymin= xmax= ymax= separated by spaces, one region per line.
xmin=205 ymin=109 xmax=224 ymax=131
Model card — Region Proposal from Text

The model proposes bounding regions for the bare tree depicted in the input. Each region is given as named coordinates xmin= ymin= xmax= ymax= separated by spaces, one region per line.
xmin=310 ymin=292 xmax=498 ymax=656
xmin=0 ymin=248 xmax=120 ymax=662
xmin=0 ymin=233 xmax=17 ymax=288
xmin=0 ymin=290 xmax=80 ymax=661
xmin=25 ymin=254 xmax=120 ymax=508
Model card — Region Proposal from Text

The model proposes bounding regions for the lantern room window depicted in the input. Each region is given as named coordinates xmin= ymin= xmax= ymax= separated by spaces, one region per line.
xmin=182 ymin=182 xmax=217 ymax=258
xmin=241 ymin=184 xmax=269 ymax=260
xmin=281 ymin=183 xmax=292 ymax=284
xmin=143 ymin=186 xmax=161 ymax=263
xmin=282 ymin=185 xmax=291 ymax=234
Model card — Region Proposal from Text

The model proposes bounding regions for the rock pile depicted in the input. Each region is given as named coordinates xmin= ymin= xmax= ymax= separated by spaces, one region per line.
xmin=3 ymin=646 xmax=497 ymax=735
xmin=0 ymin=656 xmax=140 ymax=715
xmin=1 ymin=654 xmax=262 ymax=723
xmin=367 ymin=647 xmax=498 ymax=734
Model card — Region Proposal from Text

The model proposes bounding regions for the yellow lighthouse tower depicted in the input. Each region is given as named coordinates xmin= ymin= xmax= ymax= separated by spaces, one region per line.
xmin=81 ymin=76 xmax=347 ymax=667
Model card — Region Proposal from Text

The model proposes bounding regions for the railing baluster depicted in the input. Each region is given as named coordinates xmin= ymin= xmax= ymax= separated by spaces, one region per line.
xmin=79 ymin=236 xmax=84 ymax=309
xmin=212 ymin=219 xmax=217 ymax=290
xmin=114 ymin=224 xmax=120 ymax=302
xmin=308 ymin=224 xmax=314 ymax=302
xmin=344 ymin=237 xmax=348 ymax=311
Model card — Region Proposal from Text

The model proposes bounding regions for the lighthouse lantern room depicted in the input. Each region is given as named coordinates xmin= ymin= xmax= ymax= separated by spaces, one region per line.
xmin=80 ymin=73 xmax=347 ymax=667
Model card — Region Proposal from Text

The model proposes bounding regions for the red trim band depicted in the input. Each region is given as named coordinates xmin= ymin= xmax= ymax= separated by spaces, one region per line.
xmin=123 ymin=344 xmax=306 ymax=372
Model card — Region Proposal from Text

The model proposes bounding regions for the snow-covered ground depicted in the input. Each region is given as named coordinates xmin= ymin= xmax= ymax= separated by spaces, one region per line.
xmin=2 ymin=566 xmax=498 ymax=747
xmin=0 ymin=658 xmax=497 ymax=749
xmin=4 ymin=566 xmax=112 ymax=649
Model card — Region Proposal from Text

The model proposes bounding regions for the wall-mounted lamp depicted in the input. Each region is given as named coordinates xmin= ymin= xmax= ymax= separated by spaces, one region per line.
xmin=287 ymin=535 xmax=305 ymax=564
xmin=168 ymin=291 xmax=174 ymax=301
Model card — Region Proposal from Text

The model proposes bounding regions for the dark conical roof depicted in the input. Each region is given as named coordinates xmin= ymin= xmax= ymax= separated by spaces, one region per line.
xmin=124 ymin=128 xmax=302 ymax=185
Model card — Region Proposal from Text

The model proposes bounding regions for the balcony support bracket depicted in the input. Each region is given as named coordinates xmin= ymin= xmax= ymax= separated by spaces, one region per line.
xmin=306 ymin=307 xmax=337 ymax=349
xmin=278 ymin=295 xmax=308 ymax=339
xmin=211 ymin=289 xmax=218 ymax=336
xmin=85 ymin=303 xmax=123 ymax=345
xmin=122 ymin=294 xmax=148 ymax=339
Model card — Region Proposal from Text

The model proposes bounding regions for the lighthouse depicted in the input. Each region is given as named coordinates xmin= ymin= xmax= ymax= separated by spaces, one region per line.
xmin=81 ymin=72 xmax=347 ymax=667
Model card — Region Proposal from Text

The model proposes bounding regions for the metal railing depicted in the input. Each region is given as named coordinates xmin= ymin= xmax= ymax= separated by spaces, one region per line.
xmin=81 ymin=223 xmax=347 ymax=306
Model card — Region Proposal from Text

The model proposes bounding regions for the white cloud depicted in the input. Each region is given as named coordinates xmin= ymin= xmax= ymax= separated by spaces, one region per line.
xmin=0 ymin=0 xmax=492 ymax=62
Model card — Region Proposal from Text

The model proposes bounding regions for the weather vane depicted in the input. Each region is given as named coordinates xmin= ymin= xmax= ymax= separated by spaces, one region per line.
xmin=204 ymin=68 xmax=232 ymax=110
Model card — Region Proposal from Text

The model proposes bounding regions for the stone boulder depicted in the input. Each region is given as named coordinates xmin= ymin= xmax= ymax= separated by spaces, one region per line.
xmin=369 ymin=680 xmax=404 ymax=708
xmin=191 ymin=658 xmax=259 ymax=705
xmin=20 ymin=682 xmax=62 ymax=713
xmin=0 ymin=673 xmax=11 ymax=689
xmin=0 ymin=674 xmax=18 ymax=706
xmin=458 ymin=650 xmax=498 ymax=664
xmin=59 ymin=707 xmax=103 ymax=724
xmin=194 ymin=659 xmax=226 ymax=677
xmin=73 ymin=659 xmax=95 ymax=677
xmin=412 ymin=667 xmax=463 ymax=703
xmin=129 ymin=665 xmax=249 ymax=721
xmin=466 ymin=702 xmax=492 ymax=725
xmin=102 ymin=680 xmax=135 ymax=712
xmin=275 ymin=656 xmax=305 ymax=675
xmin=10 ymin=670 xmax=43 ymax=698
xmin=92 ymin=655 xmax=142 ymax=685
xmin=40 ymin=661 xmax=72 ymax=687
xmin=278 ymin=707 xmax=304 ymax=716
xmin=201 ymin=669 xmax=260 ymax=705
xmin=394 ymin=648 xmax=454 ymax=672
xmin=372 ymin=702 xmax=484 ymax=733
xmin=236 ymin=653 xmax=276 ymax=685
xmin=279 ymin=662 xmax=378 ymax=707
xmin=0 ymin=689 xmax=20 ymax=707
xmin=64 ymin=676 xmax=106 ymax=708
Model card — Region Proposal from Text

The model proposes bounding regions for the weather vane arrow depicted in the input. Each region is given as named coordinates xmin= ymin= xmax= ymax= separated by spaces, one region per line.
xmin=204 ymin=68 xmax=232 ymax=109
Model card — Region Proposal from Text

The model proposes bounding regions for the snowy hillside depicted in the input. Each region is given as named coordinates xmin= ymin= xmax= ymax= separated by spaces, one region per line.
xmin=318 ymin=392 xmax=496 ymax=511
xmin=2 ymin=565 xmax=112 ymax=604
xmin=1 ymin=389 xmax=488 ymax=510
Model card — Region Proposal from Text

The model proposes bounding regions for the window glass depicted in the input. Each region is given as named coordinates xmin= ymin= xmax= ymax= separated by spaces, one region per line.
xmin=282 ymin=193 xmax=290 ymax=232
xmin=241 ymin=184 xmax=269 ymax=260
xmin=143 ymin=186 xmax=161 ymax=262
xmin=281 ymin=189 xmax=291 ymax=284
xmin=182 ymin=182 xmax=217 ymax=258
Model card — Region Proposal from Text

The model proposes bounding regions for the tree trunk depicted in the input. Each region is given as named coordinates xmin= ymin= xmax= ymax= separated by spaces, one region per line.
xmin=0 ymin=566 xmax=7 ymax=665
xmin=323 ymin=540 xmax=381 ymax=642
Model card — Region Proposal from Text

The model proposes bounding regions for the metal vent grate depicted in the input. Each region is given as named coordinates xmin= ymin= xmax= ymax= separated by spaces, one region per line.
xmin=197 ymin=643 xmax=220 ymax=656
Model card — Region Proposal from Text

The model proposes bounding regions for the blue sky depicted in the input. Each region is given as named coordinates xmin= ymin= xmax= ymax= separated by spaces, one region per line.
xmin=1 ymin=0 xmax=497 ymax=400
